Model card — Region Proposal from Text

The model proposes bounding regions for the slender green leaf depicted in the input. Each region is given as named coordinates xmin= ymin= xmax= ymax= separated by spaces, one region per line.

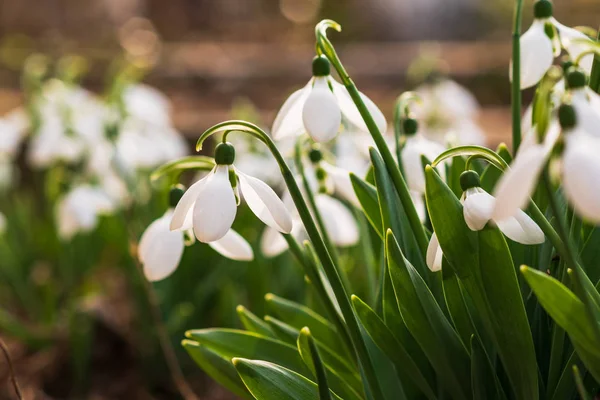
xmin=182 ymin=340 xmax=252 ymax=399
xmin=264 ymin=294 xmax=348 ymax=359
xmin=298 ymin=328 xmax=331 ymax=400
xmin=470 ymin=335 xmax=506 ymax=400
xmin=237 ymin=305 xmax=275 ymax=338
xmin=386 ymin=231 xmax=471 ymax=400
xmin=233 ymin=358 xmax=343 ymax=400
xmin=265 ymin=316 xmax=301 ymax=345
xmin=581 ymin=227 xmax=600 ymax=283
xmin=352 ymin=294 xmax=437 ymax=400
xmin=350 ymin=173 xmax=383 ymax=239
xmin=551 ymin=351 xmax=584 ymax=400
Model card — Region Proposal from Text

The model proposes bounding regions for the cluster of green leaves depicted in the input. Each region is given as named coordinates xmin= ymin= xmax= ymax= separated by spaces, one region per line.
xmin=184 ymin=141 xmax=600 ymax=399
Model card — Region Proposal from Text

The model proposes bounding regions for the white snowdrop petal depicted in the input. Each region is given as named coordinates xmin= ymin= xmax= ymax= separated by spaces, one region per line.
xmin=321 ymin=162 xmax=360 ymax=207
xmin=209 ymin=229 xmax=254 ymax=261
xmin=492 ymin=144 xmax=548 ymax=221
xmin=272 ymin=82 xmax=313 ymax=140
xmin=260 ymin=226 xmax=290 ymax=257
xmin=554 ymin=21 xmax=594 ymax=74
xmin=331 ymin=79 xmax=387 ymax=134
xmin=170 ymin=171 xmax=213 ymax=231
xmin=316 ymin=194 xmax=359 ymax=247
xmin=563 ymin=132 xmax=600 ymax=223
xmin=572 ymin=91 xmax=600 ymax=138
xmin=193 ymin=165 xmax=237 ymax=242
xmin=494 ymin=211 xmax=545 ymax=245
xmin=238 ymin=170 xmax=293 ymax=233
xmin=401 ymin=136 xmax=445 ymax=192
xmin=426 ymin=232 xmax=443 ymax=272
xmin=518 ymin=20 xmax=554 ymax=89
xmin=463 ymin=192 xmax=495 ymax=231
xmin=140 ymin=215 xmax=185 ymax=282
xmin=302 ymin=77 xmax=342 ymax=143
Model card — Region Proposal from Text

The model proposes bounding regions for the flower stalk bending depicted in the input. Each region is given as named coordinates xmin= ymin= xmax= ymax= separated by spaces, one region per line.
xmin=315 ymin=20 xmax=429 ymax=260
xmin=197 ymin=120 xmax=384 ymax=399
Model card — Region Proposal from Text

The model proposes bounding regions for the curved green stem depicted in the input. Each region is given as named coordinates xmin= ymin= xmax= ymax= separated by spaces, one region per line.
xmin=512 ymin=0 xmax=524 ymax=153
xmin=393 ymin=92 xmax=421 ymax=165
xmin=198 ymin=120 xmax=383 ymax=399
xmin=315 ymin=20 xmax=429 ymax=262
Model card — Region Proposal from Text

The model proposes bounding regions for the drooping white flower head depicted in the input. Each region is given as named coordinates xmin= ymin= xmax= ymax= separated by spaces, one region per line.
xmin=170 ymin=142 xmax=292 ymax=244
xmin=308 ymin=146 xmax=360 ymax=208
xmin=494 ymin=68 xmax=600 ymax=221
xmin=400 ymin=118 xmax=446 ymax=193
xmin=56 ymin=185 xmax=116 ymax=240
xmin=139 ymin=206 xmax=253 ymax=282
xmin=272 ymin=56 xmax=387 ymax=143
xmin=427 ymin=170 xmax=544 ymax=272
xmin=516 ymin=0 xmax=594 ymax=89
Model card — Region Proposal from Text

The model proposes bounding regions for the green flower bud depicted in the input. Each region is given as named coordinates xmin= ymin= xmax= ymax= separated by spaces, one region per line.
xmin=534 ymin=0 xmax=553 ymax=19
xmin=215 ymin=142 xmax=236 ymax=165
xmin=558 ymin=104 xmax=577 ymax=130
xmin=308 ymin=147 xmax=323 ymax=163
xmin=312 ymin=56 xmax=331 ymax=77
xmin=169 ymin=184 xmax=186 ymax=208
xmin=460 ymin=170 xmax=481 ymax=191
xmin=402 ymin=118 xmax=419 ymax=136
xmin=565 ymin=68 xmax=587 ymax=89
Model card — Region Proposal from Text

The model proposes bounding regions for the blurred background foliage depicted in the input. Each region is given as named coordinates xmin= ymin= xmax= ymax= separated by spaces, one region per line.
xmin=0 ymin=0 xmax=599 ymax=398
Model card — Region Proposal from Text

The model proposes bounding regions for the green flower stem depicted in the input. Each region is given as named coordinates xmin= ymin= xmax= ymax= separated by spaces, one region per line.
xmin=197 ymin=121 xmax=384 ymax=399
xmin=512 ymin=0 xmax=524 ymax=153
xmin=538 ymin=170 xmax=600 ymax=340
xmin=282 ymin=233 xmax=353 ymax=358
xmin=315 ymin=20 xmax=429 ymax=259
xmin=590 ymin=28 xmax=600 ymax=94
xmin=294 ymin=143 xmax=340 ymax=266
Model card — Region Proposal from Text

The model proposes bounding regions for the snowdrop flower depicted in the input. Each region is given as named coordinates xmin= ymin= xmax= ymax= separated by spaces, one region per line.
xmin=122 ymin=84 xmax=172 ymax=128
xmin=427 ymin=171 xmax=544 ymax=271
xmin=400 ymin=118 xmax=446 ymax=193
xmin=56 ymin=185 xmax=116 ymax=240
xmin=139 ymin=187 xmax=253 ymax=282
xmin=517 ymin=0 xmax=594 ymax=89
xmin=272 ymin=56 xmax=386 ymax=143
xmin=493 ymin=69 xmax=600 ymax=221
xmin=261 ymin=191 xmax=359 ymax=258
xmin=0 ymin=109 xmax=29 ymax=157
xmin=170 ymin=142 xmax=292 ymax=244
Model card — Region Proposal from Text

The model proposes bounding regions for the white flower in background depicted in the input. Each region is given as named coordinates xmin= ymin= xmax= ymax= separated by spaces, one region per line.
xmin=400 ymin=118 xmax=446 ymax=193
xmin=427 ymin=171 xmax=544 ymax=272
xmin=122 ymin=84 xmax=172 ymax=127
xmin=56 ymin=185 xmax=116 ymax=240
xmin=493 ymin=69 xmax=600 ymax=222
xmin=308 ymin=147 xmax=360 ymax=207
xmin=225 ymin=136 xmax=281 ymax=185
xmin=272 ymin=56 xmax=387 ymax=143
xmin=261 ymin=191 xmax=359 ymax=258
xmin=0 ymin=211 xmax=6 ymax=235
xmin=517 ymin=0 xmax=594 ymax=89
xmin=170 ymin=142 xmax=292 ymax=246
xmin=0 ymin=108 xmax=29 ymax=157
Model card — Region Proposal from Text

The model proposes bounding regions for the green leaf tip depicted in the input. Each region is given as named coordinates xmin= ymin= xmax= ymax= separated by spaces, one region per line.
xmin=300 ymin=327 xmax=311 ymax=336
xmin=264 ymin=293 xmax=275 ymax=301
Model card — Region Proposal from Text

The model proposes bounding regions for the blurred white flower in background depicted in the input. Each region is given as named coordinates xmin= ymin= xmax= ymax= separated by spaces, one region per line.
xmin=0 ymin=108 xmax=29 ymax=157
xmin=0 ymin=211 xmax=6 ymax=235
xmin=414 ymin=77 xmax=486 ymax=146
xmin=56 ymin=185 xmax=116 ymax=240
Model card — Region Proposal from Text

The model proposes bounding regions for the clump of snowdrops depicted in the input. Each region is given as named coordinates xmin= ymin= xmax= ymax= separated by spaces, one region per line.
xmin=146 ymin=1 xmax=600 ymax=398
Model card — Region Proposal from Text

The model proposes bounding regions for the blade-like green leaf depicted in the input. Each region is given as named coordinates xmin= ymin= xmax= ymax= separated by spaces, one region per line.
xmin=185 ymin=329 xmax=310 ymax=376
xmin=442 ymin=265 xmax=477 ymax=349
xmin=233 ymin=358 xmax=343 ymax=400
xmin=551 ymin=351 xmax=584 ymax=400
xmin=386 ymin=231 xmax=471 ymax=400
xmin=470 ymin=335 xmax=506 ymax=400
xmin=265 ymin=316 xmax=301 ymax=345
xmin=264 ymin=294 xmax=349 ymax=360
xmin=350 ymin=173 xmax=383 ymax=239
xmin=182 ymin=340 xmax=252 ymax=399
xmin=298 ymin=328 xmax=332 ymax=400
xmin=352 ymin=294 xmax=437 ymax=400
xmin=237 ymin=305 xmax=275 ymax=338
xmin=581 ymin=227 xmax=600 ymax=283
xmin=522 ymin=267 xmax=600 ymax=381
